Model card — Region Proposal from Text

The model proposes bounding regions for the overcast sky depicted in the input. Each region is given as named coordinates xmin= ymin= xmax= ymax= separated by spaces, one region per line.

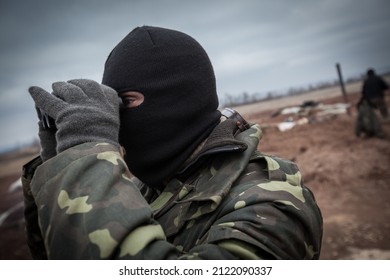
xmin=0 ymin=0 xmax=389 ymax=151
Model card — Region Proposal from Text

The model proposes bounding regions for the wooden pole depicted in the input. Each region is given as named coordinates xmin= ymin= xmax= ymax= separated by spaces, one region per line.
xmin=336 ymin=63 xmax=351 ymax=115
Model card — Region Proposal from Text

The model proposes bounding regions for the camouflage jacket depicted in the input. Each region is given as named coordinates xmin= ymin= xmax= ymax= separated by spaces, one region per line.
xmin=22 ymin=122 xmax=323 ymax=259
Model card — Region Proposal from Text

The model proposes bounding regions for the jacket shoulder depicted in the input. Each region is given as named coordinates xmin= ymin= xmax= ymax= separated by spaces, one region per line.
xmin=250 ymin=151 xmax=301 ymax=179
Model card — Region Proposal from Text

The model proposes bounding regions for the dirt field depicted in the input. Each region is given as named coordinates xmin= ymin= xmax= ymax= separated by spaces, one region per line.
xmin=1 ymin=81 xmax=389 ymax=260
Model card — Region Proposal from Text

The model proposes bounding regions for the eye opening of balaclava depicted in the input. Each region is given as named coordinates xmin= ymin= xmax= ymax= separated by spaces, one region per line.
xmin=102 ymin=26 xmax=221 ymax=189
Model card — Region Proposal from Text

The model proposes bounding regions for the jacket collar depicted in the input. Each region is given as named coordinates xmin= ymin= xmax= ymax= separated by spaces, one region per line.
xmin=175 ymin=123 xmax=262 ymax=217
xmin=151 ymin=122 xmax=262 ymax=224
xmin=177 ymin=119 xmax=248 ymax=177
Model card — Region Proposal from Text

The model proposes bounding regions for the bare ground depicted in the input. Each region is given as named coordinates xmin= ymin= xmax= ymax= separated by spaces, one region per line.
xmin=0 ymin=83 xmax=389 ymax=260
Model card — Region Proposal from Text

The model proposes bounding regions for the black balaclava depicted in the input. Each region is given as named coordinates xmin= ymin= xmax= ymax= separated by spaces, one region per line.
xmin=102 ymin=26 xmax=221 ymax=189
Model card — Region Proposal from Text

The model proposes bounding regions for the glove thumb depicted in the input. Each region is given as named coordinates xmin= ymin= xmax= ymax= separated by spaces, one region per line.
xmin=29 ymin=86 xmax=66 ymax=118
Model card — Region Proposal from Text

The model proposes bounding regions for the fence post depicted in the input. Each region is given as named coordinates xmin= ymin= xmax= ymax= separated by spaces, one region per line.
xmin=336 ymin=63 xmax=351 ymax=115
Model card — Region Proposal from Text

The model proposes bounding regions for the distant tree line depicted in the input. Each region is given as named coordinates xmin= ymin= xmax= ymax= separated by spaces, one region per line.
xmin=219 ymin=70 xmax=390 ymax=107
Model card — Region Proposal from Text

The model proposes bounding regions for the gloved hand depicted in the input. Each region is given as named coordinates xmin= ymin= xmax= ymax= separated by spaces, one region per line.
xmin=29 ymin=79 xmax=120 ymax=153
xmin=35 ymin=107 xmax=57 ymax=161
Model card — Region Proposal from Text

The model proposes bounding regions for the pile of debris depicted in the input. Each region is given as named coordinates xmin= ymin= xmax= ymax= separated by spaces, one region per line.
xmin=269 ymin=100 xmax=351 ymax=132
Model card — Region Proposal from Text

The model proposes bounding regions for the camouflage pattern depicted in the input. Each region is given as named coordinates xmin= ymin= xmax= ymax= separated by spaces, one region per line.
xmin=22 ymin=123 xmax=323 ymax=259
xmin=355 ymin=99 xmax=384 ymax=138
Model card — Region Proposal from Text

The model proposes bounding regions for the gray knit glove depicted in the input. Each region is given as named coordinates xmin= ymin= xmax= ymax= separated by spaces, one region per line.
xmin=35 ymin=107 xmax=57 ymax=161
xmin=29 ymin=79 xmax=120 ymax=153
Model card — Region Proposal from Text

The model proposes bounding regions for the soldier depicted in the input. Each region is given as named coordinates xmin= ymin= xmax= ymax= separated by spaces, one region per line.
xmin=362 ymin=68 xmax=389 ymax=119
xmin=23 ymin=26 xmax=323 ymax=259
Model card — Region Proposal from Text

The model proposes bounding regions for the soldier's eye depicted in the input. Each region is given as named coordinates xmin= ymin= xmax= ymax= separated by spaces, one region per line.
xmin=122 ymin=97 xmax=135 ymax=106
xmin=119 ymin=92 xmax=144 ymax=109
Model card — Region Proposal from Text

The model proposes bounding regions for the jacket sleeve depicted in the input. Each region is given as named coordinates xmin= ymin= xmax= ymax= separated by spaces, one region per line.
xmin=29 ymin=142 xmax=176 ymax=259
xmin=29 ymin=142 xmax=241 ymax=259
xmin=22 ymin=156 xmax=47 ymax=259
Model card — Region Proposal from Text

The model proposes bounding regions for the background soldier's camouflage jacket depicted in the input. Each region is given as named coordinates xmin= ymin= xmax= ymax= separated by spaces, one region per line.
xmin=22 ymin=122 xmax=323 ymax=259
